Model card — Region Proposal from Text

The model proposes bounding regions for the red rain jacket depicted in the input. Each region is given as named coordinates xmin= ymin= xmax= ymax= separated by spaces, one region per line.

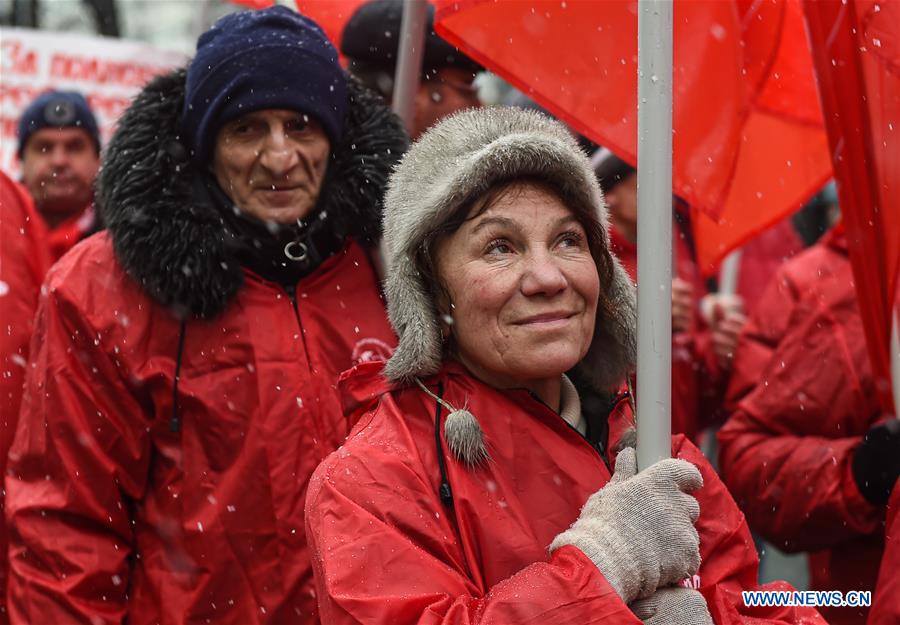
xmin=869 ymin=485 xmax=900 ymax=625
xmin=306 ymin=360 xmax=825 ymax=625
xmin=718 ymin=227 xmax=885 ymax=625
xmin=610 ymin=226 xmax=725 ymax=441
xmin=5 ymin=235 xmax=396 ymax=625
xmin=0 ymin=173 xmax=49 ymax=441
xmin=0 ymin=172 xmax=51 ymax=616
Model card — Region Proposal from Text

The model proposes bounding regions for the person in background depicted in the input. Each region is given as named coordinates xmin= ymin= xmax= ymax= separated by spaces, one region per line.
xmin=305 ymin=106 xmax=825 ymax=625
xmin=593 ymin=151 xmax=728 ymax=441
xmin=697 ymin=219 xmax=804 ymax=398
xmin=5 ymin=7 xmax=407 ymax=625
xmin=718 ymin=222 xmax=898 ymax=625
xmin=341 ymin=0 xmax=482 ymax=139
xmin=17 ymin=90 xmax=101 ymax=261
xmin=0 ymin=171 xmax=51 ymax=619
xmin=792 ymin=181 xmax=840 ymax=248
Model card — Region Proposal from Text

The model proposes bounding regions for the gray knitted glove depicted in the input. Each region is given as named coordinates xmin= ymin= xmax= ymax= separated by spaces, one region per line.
xmin=631 ymin=587 xmax=714 ymax=625
xmin=549 ymin=447 xmax=702 ymax=604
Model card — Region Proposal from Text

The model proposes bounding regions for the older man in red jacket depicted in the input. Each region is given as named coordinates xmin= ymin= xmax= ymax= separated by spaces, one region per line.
xmin=718 ymin=224 xmax=898 ymax=625
xmin=4 ymin=7 xmax=407 ymax=625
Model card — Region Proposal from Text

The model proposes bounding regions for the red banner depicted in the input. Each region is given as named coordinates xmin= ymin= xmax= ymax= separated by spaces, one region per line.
xmin=0 ymin=28 xmax=184 ymax=176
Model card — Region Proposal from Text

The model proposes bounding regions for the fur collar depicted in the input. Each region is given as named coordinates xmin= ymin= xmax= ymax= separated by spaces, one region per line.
xmin=97 ymin=68 xmax=408 ymax=319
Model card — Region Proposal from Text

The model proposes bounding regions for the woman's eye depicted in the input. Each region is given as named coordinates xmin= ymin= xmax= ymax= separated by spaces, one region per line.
xmin=485 ymin=239 xmax=512 ymax=255
xmin=558 ymin=231 xmax=585 ymax=249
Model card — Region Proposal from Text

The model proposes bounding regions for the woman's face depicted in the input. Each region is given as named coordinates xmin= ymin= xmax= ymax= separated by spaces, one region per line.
xmin=434 ymin=183 xmax=600 ymax=389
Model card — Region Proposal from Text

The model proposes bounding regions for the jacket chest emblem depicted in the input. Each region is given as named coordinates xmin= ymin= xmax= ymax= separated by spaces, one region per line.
xmin=351 ymin=337 xmax=394 ymax=365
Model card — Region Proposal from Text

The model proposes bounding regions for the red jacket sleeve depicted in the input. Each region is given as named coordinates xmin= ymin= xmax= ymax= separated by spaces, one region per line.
xmin=4 ymin=271 xmax=152 ymax=625
xmin=717 ymin=271 xmax=882 ymax=552
xmin=0 ymin=175 xmax=49 ymax=424
xmin=869 ymin=486 xmax=900 ymax=625
xmin=0 ymin=174 xmax=51 ymax=612
xmin=305 ymin=442 xmax=641 ymax=625
xmin=672 ymin=437 xmax=826 ymax=625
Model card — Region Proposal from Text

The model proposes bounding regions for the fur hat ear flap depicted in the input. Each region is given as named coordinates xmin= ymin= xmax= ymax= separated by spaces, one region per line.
xmin=575 ymin=256 xmax=637 ymax=391
xmin=384 ymin=254 xmax=444 ymax=382
xmin=415 ymin=379 xmax=489 ymax=466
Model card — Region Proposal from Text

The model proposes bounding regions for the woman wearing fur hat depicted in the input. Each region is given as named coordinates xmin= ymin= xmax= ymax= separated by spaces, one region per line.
xmin=5 ymin=7 xmax=406 ymax=625
xmin=305 ymin=107 xmax=824 ymax=625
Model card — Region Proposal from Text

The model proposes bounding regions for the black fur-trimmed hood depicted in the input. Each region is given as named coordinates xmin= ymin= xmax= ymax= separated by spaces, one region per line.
xmin=97 ymin=68 xmax=408 ymax=319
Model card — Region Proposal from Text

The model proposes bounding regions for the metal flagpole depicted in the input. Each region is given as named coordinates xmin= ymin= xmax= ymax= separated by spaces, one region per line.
xmin=636 ymin=0 xmax=674 ymax=469
xmin=392 ymin=0 xmax=428 ymax=134
xmin=719 ymin=249 xmax=743 ymax=297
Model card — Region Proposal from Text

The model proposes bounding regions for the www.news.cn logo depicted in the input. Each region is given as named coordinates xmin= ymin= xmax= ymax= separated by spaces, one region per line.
xmin=742 ymin=590 xmax=872 ymax=608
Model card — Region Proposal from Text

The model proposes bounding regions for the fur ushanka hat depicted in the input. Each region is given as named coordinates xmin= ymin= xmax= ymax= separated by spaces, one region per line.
xmin=382 ymin=107 xmax=637 ymax=463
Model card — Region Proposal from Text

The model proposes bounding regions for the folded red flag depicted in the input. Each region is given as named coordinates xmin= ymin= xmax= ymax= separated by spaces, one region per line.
xmin=804 ymin=0 xmax=900 ymax=413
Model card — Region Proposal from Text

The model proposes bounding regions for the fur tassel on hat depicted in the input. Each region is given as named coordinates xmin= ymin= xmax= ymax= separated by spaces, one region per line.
xmin=383 ymin=107 xmax=637 ymax=465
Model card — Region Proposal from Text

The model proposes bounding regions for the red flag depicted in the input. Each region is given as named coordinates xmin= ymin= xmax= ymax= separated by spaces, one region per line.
xmin=435 ymin=0 xmax=832 ymax=274
xmin=295 ymin=0 xmax=371 ymax=51
xmin=804 ymin=0 xmax=900 ymax=412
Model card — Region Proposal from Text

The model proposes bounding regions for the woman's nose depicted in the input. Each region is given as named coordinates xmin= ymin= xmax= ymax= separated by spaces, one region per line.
xmin=521 ymin=252 xmax=568 ymax=296
xmin=258 ymin=130 xmax=299 ymax=175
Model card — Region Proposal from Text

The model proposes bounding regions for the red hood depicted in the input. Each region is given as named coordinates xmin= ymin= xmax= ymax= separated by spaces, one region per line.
xmin=338 ymin=361 xmax=394 ymax=431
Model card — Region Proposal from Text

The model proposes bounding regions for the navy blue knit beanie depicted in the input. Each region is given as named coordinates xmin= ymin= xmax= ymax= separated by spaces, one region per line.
xmin=17 ymin=91 xmax=100 ymax=157
xmin=182 ymin=6 xmax=347 ymax=163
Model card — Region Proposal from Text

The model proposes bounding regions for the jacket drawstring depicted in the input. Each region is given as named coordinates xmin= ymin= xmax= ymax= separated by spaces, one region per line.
xmin=170 ymin=320 xmax=187 ymax=433
xmin=423 ymin=378 xmax=630 ymax=507
xmin=428 ymin=382 xmax=455 ymax=508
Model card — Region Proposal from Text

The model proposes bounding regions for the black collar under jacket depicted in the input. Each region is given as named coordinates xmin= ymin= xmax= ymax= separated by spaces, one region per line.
xmin=96 ymin=68 xmax=409 ymax=319
xmin=196 ymin=173 xmax=345 ymax=290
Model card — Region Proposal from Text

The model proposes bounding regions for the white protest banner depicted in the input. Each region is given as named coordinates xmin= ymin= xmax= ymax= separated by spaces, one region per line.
xmin=1 ymin=27 xmax=186 ymax=176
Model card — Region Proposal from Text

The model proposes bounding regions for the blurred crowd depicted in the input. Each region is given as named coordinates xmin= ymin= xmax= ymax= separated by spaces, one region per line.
xmin=0 ymin=2 xmax=896 ymax=625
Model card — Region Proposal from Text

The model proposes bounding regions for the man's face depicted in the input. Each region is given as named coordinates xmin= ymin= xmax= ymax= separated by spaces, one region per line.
xmin=413 ymin=67 xmax=481 ymax=139
xmin=212 ymin=109 xmax=331 ymax=225
xmin=21 ymin=128 xmax=99 ymax=224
